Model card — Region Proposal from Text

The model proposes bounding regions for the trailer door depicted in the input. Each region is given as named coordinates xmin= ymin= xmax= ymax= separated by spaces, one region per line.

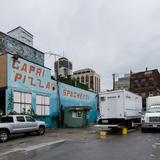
xmin=99 ymin=96 xmax=107 ymax=118
xmin=107 ymin=96 xmax=117 ymax=118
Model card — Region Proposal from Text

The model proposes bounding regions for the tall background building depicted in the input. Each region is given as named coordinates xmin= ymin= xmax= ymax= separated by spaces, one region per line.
xmin=73 ymin=68 xmax=100 ymax=93
xmin=115 ymin=73 xmax=130 ymax=91
xmin=54 ymin=57 xmax=72 ymax=78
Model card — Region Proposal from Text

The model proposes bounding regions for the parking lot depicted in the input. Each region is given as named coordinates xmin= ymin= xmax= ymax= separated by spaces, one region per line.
xmin=0 ymin=127 xmax=160 ymax=160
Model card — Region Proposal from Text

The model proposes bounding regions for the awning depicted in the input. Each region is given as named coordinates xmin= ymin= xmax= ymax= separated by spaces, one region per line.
xmin=65 ymin=106 xmax=92 ymax=111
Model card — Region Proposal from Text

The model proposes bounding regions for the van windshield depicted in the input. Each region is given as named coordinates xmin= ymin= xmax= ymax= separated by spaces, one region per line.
xmin=146 ymin=107 xmax=160 ymax=113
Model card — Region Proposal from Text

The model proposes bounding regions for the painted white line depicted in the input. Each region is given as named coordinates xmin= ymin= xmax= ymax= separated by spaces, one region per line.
xmin=154 ymin=143 xmax=160 ymax=146
xmin=25 ymin=139 xmax=65 ymax=151
xmin=0 ymin=139 xmax=65 ymax=157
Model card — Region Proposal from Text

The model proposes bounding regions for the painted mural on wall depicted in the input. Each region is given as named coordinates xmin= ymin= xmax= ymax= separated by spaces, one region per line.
xmin=60 ymin=83 xmax=97 ymax=123
xmin=6 ymin=53 xmax=98 ymax=127
xmin=8 ymin=54 xmax=56 ymax=93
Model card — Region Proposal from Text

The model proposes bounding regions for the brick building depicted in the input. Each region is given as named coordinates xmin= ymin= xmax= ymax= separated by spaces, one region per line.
xmin=130 ymin=69 xmax=160 ymax=109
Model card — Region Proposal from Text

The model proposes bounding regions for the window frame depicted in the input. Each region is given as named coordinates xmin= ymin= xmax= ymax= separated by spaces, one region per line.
xmin=25 ymin=116 xmax=35 ymax=122
xmin=0 ymin=117 xmax=14 ymax=123
xmin=72 ymin=111 xmax=83 ymax=118
xmin=13 ymin=91 xmax=32 ymax=114
xmin=16 ymin=116 xmax=25 ymax=122
xmin=36 ymin=95 xmax=50 ymax=116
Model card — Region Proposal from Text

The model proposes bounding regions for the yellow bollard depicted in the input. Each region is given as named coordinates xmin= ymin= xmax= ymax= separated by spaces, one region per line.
xmin=122 ymin=128 xmax=127 ymax=135
xmin=100 ymin=131 xmax=107 ymax=136
xmin=99 ymin=131 xmax=107 ymax=139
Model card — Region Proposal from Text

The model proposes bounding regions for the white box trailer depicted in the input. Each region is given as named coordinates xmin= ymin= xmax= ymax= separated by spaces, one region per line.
xmin=98 ymin=90 xmax=142 ymax=128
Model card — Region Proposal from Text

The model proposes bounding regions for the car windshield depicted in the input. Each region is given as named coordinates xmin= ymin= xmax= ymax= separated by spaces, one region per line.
xmin=146 ymin=107 xmax=160 ymax=113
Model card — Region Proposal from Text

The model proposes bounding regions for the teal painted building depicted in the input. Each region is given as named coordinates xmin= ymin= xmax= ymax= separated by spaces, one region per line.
xmin=0 ymin=53 xmax=98 ymax=128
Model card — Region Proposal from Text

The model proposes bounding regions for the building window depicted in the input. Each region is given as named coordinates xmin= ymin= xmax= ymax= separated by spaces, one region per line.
xmin=100 ymin=97 xmax=106 ymax=101
xmin=86 ymin=75 xmax=89 ymax=83
xmin=90 ymin=76 xmax=94 ymax=89
xmin=77 ymin=77 xmax=80 ymax=83
xmin=141 ymin=79 xmax=146 ymax=83
xmin=81 ymin=76 xmax=84 ymax=83
xmin=149 ymin=77 xmax=154 ymax=81
xmin=149 ymin=91 xmax=154 ymax=97
xmin=13 ymin=91 xmax=32 ymax=113
xmin=72 ymin=111 xmax=83 ymax=118
xmin=134 ymin=80 xmax=139 ymax=83
xmin=36 ymin=95 xmax=50 ymax=116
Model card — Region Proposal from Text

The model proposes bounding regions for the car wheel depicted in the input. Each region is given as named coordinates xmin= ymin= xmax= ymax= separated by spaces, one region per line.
xmin=37 ymin=126 xmax=45 ymax=135
xmin=0 ymin=130 xmax=9 ymax=142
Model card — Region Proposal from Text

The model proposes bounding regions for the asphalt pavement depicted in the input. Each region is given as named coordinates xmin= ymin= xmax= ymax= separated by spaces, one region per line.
xmin=0 ymin=128 xmax=160 ymax=160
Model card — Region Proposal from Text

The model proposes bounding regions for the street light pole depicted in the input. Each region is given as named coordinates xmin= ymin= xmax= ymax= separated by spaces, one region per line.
xmin=45 ymin=52 xmax=62 ymax=128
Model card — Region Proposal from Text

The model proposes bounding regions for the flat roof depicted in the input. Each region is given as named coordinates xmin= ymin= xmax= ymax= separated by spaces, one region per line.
xmin=7 ymin=26 xmax=33 ymax=37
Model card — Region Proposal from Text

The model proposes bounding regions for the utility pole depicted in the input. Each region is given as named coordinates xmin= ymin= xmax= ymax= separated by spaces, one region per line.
xmin=112 ymin=73 xmax=116 ymax=91
xmin=45 ymin=52 xmax=62 ymax=128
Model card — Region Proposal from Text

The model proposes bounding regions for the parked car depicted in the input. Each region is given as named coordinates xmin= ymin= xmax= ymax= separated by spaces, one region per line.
xmin=0 ymin=115 xmax=46 ymax=142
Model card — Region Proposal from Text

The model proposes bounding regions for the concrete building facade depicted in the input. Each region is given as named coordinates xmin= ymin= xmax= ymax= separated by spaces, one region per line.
xmin=115 ymin=73 xmax=130 ymax=90
xmin=73 ymin=68 xmax=100 ymax=94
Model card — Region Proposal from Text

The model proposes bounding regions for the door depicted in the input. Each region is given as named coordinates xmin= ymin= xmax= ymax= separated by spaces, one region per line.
xmin=13 ymin=116 xmax=28 ymax=133
xmin=99 ymin=96 xmax=107 ymax=118
xmin=25 ymin=116 xmax=38 ymax=132
xmin=107 ymin=96 xmax=117 ymax=118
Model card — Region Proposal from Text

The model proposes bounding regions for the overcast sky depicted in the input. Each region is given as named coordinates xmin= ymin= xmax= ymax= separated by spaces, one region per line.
xmin=1 ymin=0 xmax=160 ymax=90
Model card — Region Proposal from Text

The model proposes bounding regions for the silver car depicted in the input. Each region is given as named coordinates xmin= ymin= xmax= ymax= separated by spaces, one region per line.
xmin=0 ymin=115 xmax=46 ymax=142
